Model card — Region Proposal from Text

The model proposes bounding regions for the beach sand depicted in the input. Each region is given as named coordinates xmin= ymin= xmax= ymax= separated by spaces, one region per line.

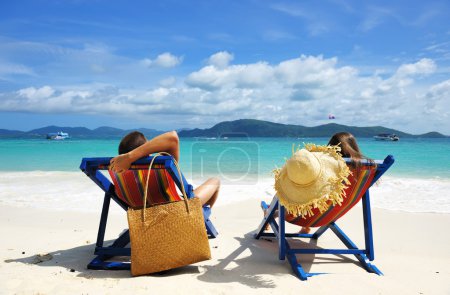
xmin=0 ymin=198 xmax=449 ymax=295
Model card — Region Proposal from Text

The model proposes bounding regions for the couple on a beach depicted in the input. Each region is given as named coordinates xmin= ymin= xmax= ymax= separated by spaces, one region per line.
xmin=109 ymin=130 xmax=369 ymax=232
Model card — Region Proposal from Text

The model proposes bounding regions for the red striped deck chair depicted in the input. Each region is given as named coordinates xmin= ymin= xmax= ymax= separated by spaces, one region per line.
xmin=108 ymin=164 xmax=182 ymax=208
xmin=80 ymin=155 xmax=218 ymax=271
xmin=254 ymin=155 xmax=395 ymax=280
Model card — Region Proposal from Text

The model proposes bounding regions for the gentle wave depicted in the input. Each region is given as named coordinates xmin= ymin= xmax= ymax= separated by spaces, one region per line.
xmin=1 ymin=171 xmax=449 ymax=214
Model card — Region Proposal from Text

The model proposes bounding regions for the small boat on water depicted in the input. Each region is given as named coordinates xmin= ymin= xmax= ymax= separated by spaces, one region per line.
xmin=373 ymin=134 xmax=399 ymax=141
xmin=46 ymin=131 xmax=70 ymax=140
xmin=195 ymin=137 xmax=217 ymax=141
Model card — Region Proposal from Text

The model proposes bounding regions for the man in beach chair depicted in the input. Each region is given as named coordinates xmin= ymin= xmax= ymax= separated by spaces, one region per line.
xmin=254 ymin=144 xmax=394 ymax=280
xmin=80 ymin=131 xmax=220 ymax=270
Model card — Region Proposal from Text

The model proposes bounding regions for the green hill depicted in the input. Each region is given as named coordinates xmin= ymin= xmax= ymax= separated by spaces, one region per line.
xmin=178 ymin=119 xmax=447 ymax=138
xmin=0 ymin=119 xmax=447 ymax=138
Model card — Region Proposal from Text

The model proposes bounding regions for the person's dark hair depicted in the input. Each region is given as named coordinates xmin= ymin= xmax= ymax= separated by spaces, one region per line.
xmin=118 ymin=131 xmax=146 ymax=155
xmin=328 ymin=132 xmax=374 ymax=171
xmin=328 ymin=132 xmax=363 ymax=159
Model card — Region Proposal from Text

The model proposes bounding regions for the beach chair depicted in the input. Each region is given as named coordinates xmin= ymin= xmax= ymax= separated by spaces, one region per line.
xmin=254 ymin=155 xmax=394 ymax=280
xmin=80 ymin=155 xmax=218 ymax=270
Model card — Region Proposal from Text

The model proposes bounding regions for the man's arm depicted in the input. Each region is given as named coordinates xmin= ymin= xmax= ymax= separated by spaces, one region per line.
xmin=110 ymin=131 xmax=179 ymax=173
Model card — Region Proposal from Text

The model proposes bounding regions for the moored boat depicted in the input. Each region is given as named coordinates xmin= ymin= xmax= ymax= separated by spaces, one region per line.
xmin=373 ymin=134 xmax=399 ymax=141
xmin=46 ymin=131 xmax=70 ymax=140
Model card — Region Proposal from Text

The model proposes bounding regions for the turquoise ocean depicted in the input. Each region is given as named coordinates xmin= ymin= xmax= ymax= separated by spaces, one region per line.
xmin=0 ymin=137 xmax=449 ymax=178
xmin=1 ymin=137 xmax=449 ymax=214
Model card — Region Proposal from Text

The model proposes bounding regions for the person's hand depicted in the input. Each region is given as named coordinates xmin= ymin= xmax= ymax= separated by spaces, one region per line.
xmin=109 ymin=153 xmax=133 ymax=173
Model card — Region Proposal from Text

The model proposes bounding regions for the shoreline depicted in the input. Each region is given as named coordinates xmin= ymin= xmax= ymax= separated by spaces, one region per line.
xmin=1 ymin=201 xmax=449 ymax=294
xmin=1 ymin=171 xmax=449 ymax=214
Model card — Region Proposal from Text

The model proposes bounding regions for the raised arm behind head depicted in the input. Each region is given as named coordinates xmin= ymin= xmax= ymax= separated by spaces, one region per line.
xmin=110 ymin=130 xmax=180 ymax=173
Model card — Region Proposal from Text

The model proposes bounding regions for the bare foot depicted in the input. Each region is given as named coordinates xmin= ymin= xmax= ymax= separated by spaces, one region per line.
xmin=299 ymin=227 xmax=311 ymax=234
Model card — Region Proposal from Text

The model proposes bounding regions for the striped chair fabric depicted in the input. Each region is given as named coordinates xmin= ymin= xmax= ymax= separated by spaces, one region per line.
xmin=108 ymin=164 xmax=182 ymax=208
xmin=286 ymin=166 xmax=377 ymax=227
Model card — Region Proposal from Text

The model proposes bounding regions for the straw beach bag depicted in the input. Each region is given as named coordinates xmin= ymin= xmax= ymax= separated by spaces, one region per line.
xmin=127 ymin=153 xmax=211 ymax=276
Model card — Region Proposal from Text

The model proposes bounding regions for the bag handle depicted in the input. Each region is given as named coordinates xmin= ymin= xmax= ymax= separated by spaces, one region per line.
xmin=142 ymin=152 xmax=190 ymax=222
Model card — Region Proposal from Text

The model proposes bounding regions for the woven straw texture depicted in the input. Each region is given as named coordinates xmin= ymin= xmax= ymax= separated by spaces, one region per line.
xmin=274 ymin=144 xmax=350 ymax=217
xmin=128 ymin=192 xmax=211 ymax=276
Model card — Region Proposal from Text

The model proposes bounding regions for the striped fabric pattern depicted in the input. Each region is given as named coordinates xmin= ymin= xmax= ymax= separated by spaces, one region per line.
xmin=109 ymin=168 xmax=182 ymax=208
xmin=285 ymin=167 xmax=376 ymax=227
xmin=100 ymin=164 xmax=166 ymax=170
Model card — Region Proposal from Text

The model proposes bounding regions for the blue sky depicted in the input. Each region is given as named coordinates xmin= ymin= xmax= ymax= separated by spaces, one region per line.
xmin=0 ymin=0 xmax=449 ymax=134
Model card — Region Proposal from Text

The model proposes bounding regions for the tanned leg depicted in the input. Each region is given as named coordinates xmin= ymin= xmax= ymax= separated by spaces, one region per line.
xmin=194 ymin=177 xmax=220 ymax=208
xmin=260 ymin=201 xmax=309 ymax=233
xmin=299 ymin=227 xmax=311 ymax=234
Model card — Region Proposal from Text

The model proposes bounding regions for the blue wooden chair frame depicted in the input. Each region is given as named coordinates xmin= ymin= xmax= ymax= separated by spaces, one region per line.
xmin=80 ymin=155 xmax=218 ymax=271
xmin=254 ymin=155 xmax=394 ymax=280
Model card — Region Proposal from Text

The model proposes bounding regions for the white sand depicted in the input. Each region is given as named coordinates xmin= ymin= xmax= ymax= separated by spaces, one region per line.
xmin=1 ymin=198 xmax=449 ymax=294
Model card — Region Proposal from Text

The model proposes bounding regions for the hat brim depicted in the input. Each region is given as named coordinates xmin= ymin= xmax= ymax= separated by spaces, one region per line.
xmin=274 ymin=144 xmax=350 ymax=218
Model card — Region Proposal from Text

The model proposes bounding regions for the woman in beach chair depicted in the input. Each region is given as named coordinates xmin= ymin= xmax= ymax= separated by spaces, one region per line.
xmin=80 ymin=130 xmax=220 ymax=271
xmin=255 ymin=132 xmax=394 ymax=280
xmin=262 ymin=132 xmax=371 ymax=233
xmin=295 ymin=132 xmax=373 ymax=233
xmin=110 ymin=130 xmax=220 ymax=208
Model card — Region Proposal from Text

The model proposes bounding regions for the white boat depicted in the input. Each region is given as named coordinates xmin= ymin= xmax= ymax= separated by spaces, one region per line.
xmin=373 ymin=134 xmax=399 ymax=141
xmin=47 ymin=131 xmax=70 ymax=140
xmin=195 ymin=137 xmax=217 ymax=141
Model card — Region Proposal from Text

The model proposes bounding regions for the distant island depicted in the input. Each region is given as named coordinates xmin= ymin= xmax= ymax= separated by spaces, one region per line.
xmin=0 ymin=126 xmax=163 ymax=139
xmin=0 ymin=119 xmax=447 ymax=138
xmin=178 ymin=119 xmax=447 ymax=138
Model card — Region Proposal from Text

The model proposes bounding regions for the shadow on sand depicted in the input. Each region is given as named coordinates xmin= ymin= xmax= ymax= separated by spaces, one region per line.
xmin=197 ymin=230 xmax=362 ymax=288
xmin=5 ymin=229 xmax=362 ymax=287
xmin=4 ymin=238 xmax=200 ymax=280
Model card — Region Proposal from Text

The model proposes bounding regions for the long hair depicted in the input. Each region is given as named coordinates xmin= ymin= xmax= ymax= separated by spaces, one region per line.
xmin=328 ymin=132 xmax=374 ymax=172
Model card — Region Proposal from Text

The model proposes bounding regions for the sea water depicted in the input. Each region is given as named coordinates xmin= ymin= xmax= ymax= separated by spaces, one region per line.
xmin=0 ymin=137 xmax=449 ymax=213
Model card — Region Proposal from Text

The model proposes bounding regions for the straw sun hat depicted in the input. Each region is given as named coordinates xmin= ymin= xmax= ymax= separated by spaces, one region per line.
xmin=274 ymin=144 xmax=351 ymax=218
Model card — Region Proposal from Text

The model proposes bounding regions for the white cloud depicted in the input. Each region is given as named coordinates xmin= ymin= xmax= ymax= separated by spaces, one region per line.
xmin=159 ymin=76 xmax=176 ymax=87
xmin=17 ymin=86 xmax=55 ymax=100
xmin=395 ymin=58 xmax=436 ymax=76
xmin=0 ymin=62 xmax=34 ymax=77
xmin=1 ymin=54 xmax=448 ymax=134
xmin=207 ymin=51 xmax=234 ymax=68
xmin=424 ymin=79 xmax=450 ymax=112
xmin=187 ymin=54 xmax=357 ymax=103
xmin=359 ymin=6 xmax=395 ymax=32
xmin=275 ymin=55 xmax=357 ymax=88
xmin=412 ymin=8 xmax=440 ymax=26
xmin=141 ymin=52 xmax=183 ymax=68
xmin=372 ymin=58 xmax=438 ymax=93
xmin=186 ymin=61 xmax=273 ymax=90
xmin=426 ymin=41 xmax=450 ymax=52
xmin=271 ymin=4 xmax=309 ymax=18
